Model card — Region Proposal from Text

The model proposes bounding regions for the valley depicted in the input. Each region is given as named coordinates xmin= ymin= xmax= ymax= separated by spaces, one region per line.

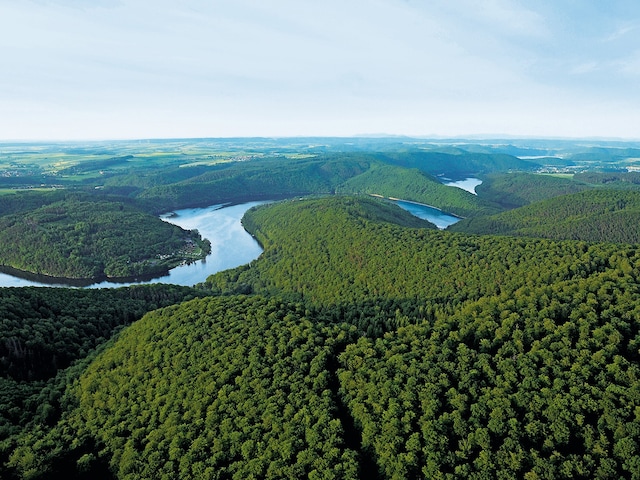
xmin=1 ymin=137 xmax=640 ymax=479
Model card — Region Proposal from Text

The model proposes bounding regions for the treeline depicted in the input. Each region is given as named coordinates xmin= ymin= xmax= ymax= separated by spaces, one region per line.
xmin=574 ymin=171 xmax=640 ymax=187
xmin=0 ymin=199 xmax=210 ymax=280
xmin=134 ymin=155 xmax=375 ymax=213
xmin=123 ymin=152 xmax=518 ymax=216
xmin=449 ymin=189 xmax=640 ymax=244
xmin=210 ymin=196 xmax=620 ymax=332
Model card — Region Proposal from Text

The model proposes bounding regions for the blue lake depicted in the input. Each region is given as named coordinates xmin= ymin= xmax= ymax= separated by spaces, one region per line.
xmin=441 ymin=177 xmax=482 ymax=195
xmin=395 ymin=200 xmax=461 ymax=229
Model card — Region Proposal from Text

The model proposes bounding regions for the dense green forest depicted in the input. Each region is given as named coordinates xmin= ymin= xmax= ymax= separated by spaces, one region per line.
xmin=573 ymin=171 xmax=640 ymax=187
xmin=0 ymin=146 xmax=528 ymax=281
xmin=131 ymin=151 xmax=512 ymax=216
xmin=0 ymin=284 xmax=204 ymax=472
xmin=338 ymin=163 xmax=500 ymax=218
xmin=450 ymin=189 xmax=640 ymax=244
xmin=4 ymin=196 xmax=639 ymax=478
xmin=474 ymin=173 xmax=592 ymax=209
xmin=2 ymin=138 xmax=640 ymax=478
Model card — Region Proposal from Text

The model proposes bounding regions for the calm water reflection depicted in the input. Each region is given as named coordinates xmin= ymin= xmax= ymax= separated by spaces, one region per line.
xmin=395 ymin=200 xmax=461 ymax=229
xmin=442 ymin=177 xmax=482 ymax=195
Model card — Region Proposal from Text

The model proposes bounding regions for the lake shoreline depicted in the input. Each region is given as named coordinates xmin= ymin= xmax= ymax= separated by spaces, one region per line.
xmin=368 ymin=193 xmax=465 ymax=219
xmin=0 ymin=264 xmax=174 ymax=288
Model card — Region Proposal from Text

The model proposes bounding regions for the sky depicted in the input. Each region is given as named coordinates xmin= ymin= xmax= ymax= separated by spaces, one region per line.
xmin=1 ymin=0 xmax=640 ymax=140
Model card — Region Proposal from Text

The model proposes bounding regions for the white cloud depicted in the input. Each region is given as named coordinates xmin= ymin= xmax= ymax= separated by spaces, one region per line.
xmin=569 ymin=62 xmax=600 ymax=75
xmin=604 ymin=23 xmax=638 ymax=42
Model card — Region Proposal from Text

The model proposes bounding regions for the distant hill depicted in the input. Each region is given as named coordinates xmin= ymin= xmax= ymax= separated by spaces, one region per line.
xmin=475 ymin=173 xmax=592 ymax=209
xmin=449 ymin=189 xmax=640 ymax=243
xmin=136 ymin=153 xmax=509 ymax=217
xmin=379 ymin=150 xmax=536 ymax=178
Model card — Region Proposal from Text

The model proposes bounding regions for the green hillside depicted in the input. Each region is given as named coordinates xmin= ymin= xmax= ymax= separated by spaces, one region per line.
xmin=135 ymin=155 xmax=374 ymax=212
xmin=0 ymin=284 xmax=203 ymax=466
xmin=449 ymin=189 xmax=640 ymax=244
xmin=3 ymin=196 xmax=640 ymax=479
xmin=5 ymin=134 xmax=640 ymax=480
xmin=211 ymin=196 xmax=612 ymax=315
xmin=338 ymin=164 xmax=500 ymax=218
xmin=7 ymin=196 xmax=640 ymax=479
xmin=134 ymin=153 xmax=511 ymax=216
xmin=476 ymin=173 xmax=592 ymax=209
xmin=573 ymin=171 xmax=640 ymax=188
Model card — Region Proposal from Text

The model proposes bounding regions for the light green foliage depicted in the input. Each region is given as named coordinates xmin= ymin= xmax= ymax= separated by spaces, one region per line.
xmin=476 ymin=172 xmax=591 ymax=209
xmin=339 ymin=163 xmax=500 ymax=218
xmin=3 ymin=138 xmax=640 ymax=479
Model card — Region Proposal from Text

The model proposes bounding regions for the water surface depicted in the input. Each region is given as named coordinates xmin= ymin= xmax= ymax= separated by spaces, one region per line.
xmin=395 ymin=200 xmax=461 ymax=229
xmin=442 ymin=177 xmax=482 ymax=195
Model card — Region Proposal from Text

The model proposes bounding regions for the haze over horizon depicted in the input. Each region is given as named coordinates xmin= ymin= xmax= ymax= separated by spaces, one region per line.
xmin=2 ymin=0 xmax=640 ymax=141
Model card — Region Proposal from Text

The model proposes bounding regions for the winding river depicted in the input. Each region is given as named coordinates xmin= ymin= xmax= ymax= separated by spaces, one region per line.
xmin=0 ymin=186 xmax=476 ymax=288
xmin=0 ymin=201 xmax=266 ymax=288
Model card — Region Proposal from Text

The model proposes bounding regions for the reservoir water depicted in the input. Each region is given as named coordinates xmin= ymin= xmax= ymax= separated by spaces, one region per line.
xmin=442 ymin=177 xmax=482 ymax=195
xmin=0 ymin=201 xmax=266 ymax=288
xmin=394 ymin=200 xmax=461 ymax=229
xmin=394 ymin=176 xmax=481 ymax=228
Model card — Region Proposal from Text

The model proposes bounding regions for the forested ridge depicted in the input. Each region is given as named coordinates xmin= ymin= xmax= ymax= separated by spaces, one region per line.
xmin=132 ymin=153 xmax=500 ymax=216
xmin=338 ymin=163 xmax=500 ymax=218
xmin=3 ymin=196 xmax=640 ymax=479
xmin=0 ymin=198 xmax=210 ymax=280
xmin=450 ymin=189 xmax=640 ymax=244
xmin=475 ymin=173 xmax=592 ymax=209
